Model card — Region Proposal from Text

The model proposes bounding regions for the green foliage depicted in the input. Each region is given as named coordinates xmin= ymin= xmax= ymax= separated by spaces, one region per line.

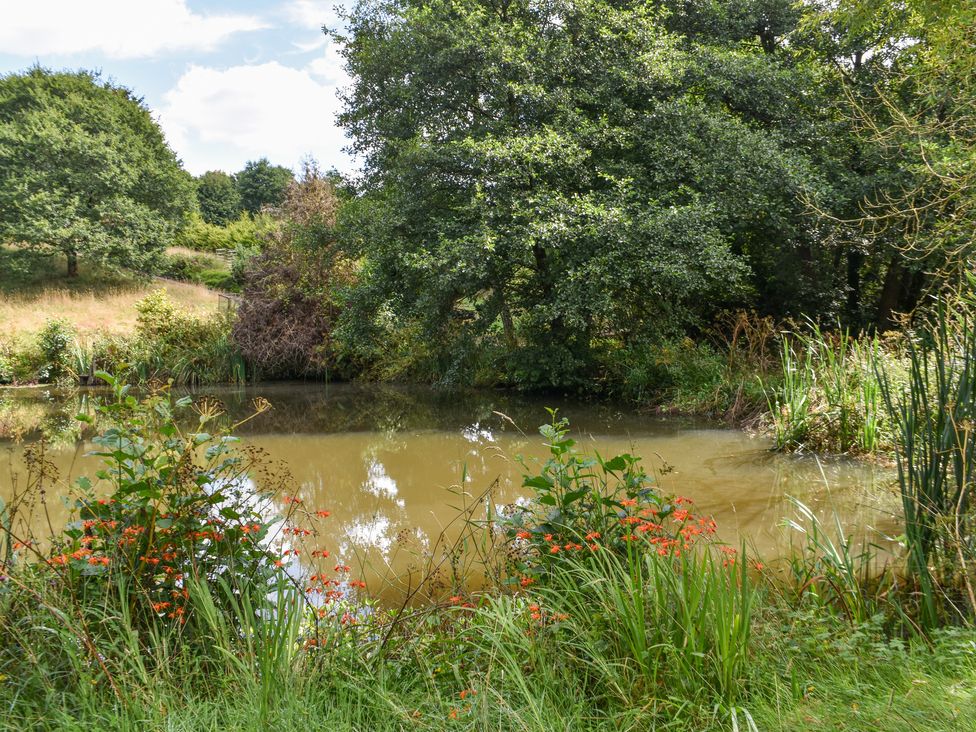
xmin=35 ymin=319 xmax=75 ymax=384
xmin=236 ymin=158 xmax=294 ymax=215
xmin=331 ymin=0 xmax=886 ymax=387
xmin=130 ymin=290 xmax=245 ymax=385
xmin=499 ymin=413 xmax=753 ymax=703
xmin=0 ymin=341 xmax=13 ymax=385
xmin=764 ymin=325 xmax=900 ymax=454
xmin=175 ymin=210 xmax=275 ymax=253
xmin=159 ymin=250 xmax=237 ymax=292
xmin=0 ymin=68 xmax=194 ymax=276
xmin=195 ymin=170 xmax=241 ymax=226
xmin=49 ymin=377 xmax=279 ymax=631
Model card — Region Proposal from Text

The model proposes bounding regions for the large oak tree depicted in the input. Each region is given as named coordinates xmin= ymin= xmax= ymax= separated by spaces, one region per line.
xmin=0 ymin=68 xmax=193 ymax=276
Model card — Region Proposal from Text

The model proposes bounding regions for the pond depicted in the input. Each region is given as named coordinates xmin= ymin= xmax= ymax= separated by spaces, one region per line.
xmin=1 ymin=383 xmax=899 ymax=595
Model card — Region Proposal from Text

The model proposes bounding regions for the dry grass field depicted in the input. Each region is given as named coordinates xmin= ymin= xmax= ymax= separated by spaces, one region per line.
xmin=0 ymin=279 xmax=219 ymax=338
xmin=0 ymin=247 xmax=219 ymax=339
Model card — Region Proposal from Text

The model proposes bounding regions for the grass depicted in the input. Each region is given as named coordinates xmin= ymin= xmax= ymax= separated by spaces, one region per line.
xmin=0 ymin=247 xmax=239 ymax=387
xmin=0 ymin=247 xmax=219 ymax=339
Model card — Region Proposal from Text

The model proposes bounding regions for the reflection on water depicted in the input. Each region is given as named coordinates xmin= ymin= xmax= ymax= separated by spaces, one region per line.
xmin=0 ymin=383 xmax=899 ymax=592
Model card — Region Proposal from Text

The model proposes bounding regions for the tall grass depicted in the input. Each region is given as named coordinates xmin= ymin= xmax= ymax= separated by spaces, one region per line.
xmin=879 ymin=295 xmax=976 ymax=627
xmin=765 ymin=324 xmax=895 ymax=454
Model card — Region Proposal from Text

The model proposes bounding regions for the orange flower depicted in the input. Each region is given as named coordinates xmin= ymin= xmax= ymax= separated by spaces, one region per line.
xmin=315 ymin=510 xmax=331 ymax=518
xmin=549 ymin=545 xmax=560 ymax=554
xmin=449 ymin=595 xmax=462 ymax=603
xmin=584 ymin=531 xmax=600 ymax=540
xmin=620 ymin=498 xmax=638 ymax=507
xmin=516 ymin=530 xmax=531 ymax=540
xmin=543 ymin=533 xmax=553 ymax=542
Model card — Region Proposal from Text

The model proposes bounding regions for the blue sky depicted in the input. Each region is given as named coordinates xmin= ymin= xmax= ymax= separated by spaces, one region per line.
xmin=0 ymin=1 xmax=354 ymax=175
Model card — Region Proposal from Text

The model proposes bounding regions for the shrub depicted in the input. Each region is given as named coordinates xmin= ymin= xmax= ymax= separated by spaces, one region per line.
xmin=232 ymin=164 xmax=352 ymax=379
xmin=132 ymin=290 xmax=245 ymax=384
xmin=175 ymin=211 xmax=275 ymax=253
xmin=35 ymin=318 xmax=75 ymax=383
xmin=0 ymin=340 xmax=13 ymax=384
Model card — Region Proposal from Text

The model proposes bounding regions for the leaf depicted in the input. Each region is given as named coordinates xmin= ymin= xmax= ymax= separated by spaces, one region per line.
xmin=523 ymin=476 xmax=554 ymax=490
xmin=562 ymin=488 xmax=589 ymax=506
xmin=601 ymin=456 xmax=628 ymax=472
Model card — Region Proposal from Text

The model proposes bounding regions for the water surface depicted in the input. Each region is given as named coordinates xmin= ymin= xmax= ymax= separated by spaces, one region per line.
xmin=1 ymin=383 xmax=899 ymax=592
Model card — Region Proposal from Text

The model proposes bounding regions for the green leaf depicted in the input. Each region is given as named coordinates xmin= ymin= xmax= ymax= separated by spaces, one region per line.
xmin=601 ymin=456 xmax=628 ymax=472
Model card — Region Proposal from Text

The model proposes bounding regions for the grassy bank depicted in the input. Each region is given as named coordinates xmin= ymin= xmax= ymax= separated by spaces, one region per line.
xmin=2 ymin=379 xmax=976 ymax=731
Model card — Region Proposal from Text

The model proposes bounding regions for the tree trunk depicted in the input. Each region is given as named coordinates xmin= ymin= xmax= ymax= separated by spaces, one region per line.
xmin=66 ymin=250 xmax=79 ymax=278
xmin=499 ymin=292 xmax=517 ymax=349
xmin=876 ymin=260 xmax=903 ymax=331
xmin=846 ymin=248 xmax=864 ymax=327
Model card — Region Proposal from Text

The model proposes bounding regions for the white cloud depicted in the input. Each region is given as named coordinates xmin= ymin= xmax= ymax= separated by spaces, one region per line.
xmin=159 ymin=61 xmax=351 ymax=175
xmin=284 ymin=0 xmax=348 ymax=53
xmin=285 ymin=0 xmax=345 ymax=29
xmin=0 ymin=1 xmax=266 ymax=59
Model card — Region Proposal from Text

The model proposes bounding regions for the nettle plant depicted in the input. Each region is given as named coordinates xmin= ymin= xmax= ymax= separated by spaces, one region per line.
xmin=504 ymin=411 xmax=723 ymax=583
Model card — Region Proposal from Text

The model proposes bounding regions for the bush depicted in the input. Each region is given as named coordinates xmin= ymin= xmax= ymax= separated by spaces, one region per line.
xmin=175 ymin=211 xmax=275 ymax=253
xmin=233 ymin=164 xmax=352 ymax=379
xmin=131 ymin=290 xmax=245 ymax=384
xmin=0 ymin=379 xmax=295 ymax=674
xmin=35 ymin=318 xmax=75 ymax=383
xmin=0 ymin=340 xmax=13 ymax=384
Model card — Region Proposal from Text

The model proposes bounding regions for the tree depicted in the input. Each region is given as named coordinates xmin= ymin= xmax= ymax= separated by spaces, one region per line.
xmin=852 ymin=0 xmax=976 ymax=304
xmin=0 ymin=68 xmax=193 ymax=277
xmin=233 ymin=161 xmax=353 ymax=377
xmin=235 ymin=158 xmax=294 ymax=215
xmin=333 ymin=0 xmax=853 ymax=387
xmin=195 ymin=170 xmax=241 ymax=226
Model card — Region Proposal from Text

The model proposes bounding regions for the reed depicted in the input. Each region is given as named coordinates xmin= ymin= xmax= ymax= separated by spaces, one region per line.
xmin=879 ymin=294 xmax=976 ymax=627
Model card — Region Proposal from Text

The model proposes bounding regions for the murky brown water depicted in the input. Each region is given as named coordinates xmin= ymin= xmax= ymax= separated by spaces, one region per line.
xmin=1 ymin=383 xmax=899 ymax=594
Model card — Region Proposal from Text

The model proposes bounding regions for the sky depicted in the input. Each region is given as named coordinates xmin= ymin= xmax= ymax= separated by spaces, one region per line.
xmin=0 ymin=0 xmax=354 ymax=176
